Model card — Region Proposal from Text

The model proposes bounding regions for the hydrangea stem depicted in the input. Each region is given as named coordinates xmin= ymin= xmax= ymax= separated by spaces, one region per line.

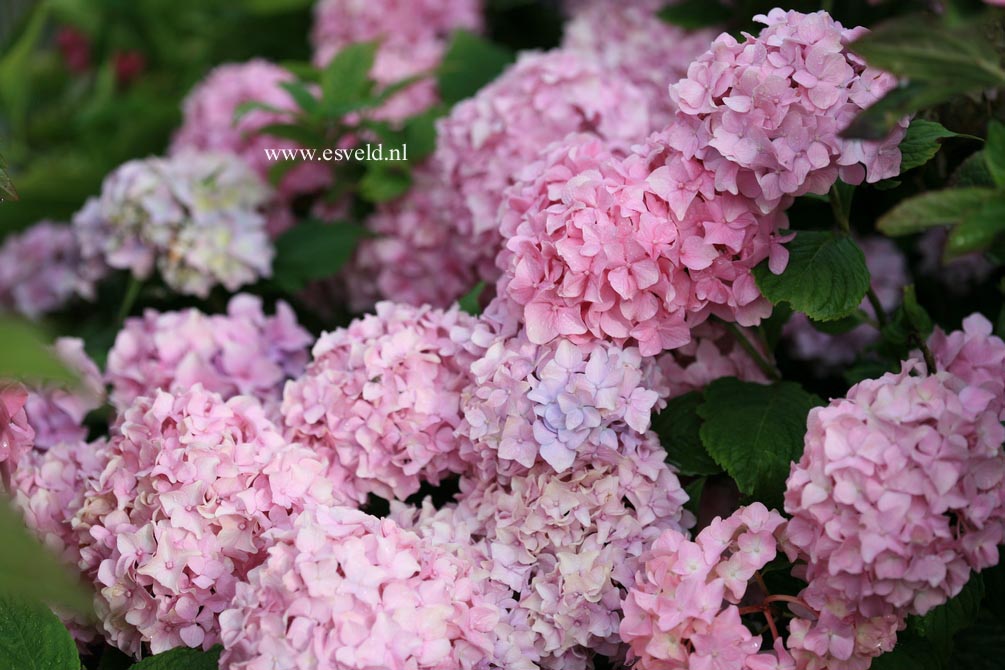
xmin=718 ymin=319 xmax=781 ymax=381
xmin=117 ymin=276 xmax=143 ymax=323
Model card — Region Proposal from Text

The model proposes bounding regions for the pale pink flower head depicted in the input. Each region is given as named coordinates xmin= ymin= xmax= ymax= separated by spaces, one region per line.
xmin=347 ymin=163 xmax=484 ymax=311
xmin=0 ymin=221 xmax=106 ymax=319
xmin=496 ymin=133 xmax=789 ymax=356
xmin=784 ymin=236 xmax=908 ymax=370
xmin=561 ymin=0 xmax=717 ymax=128
xmin=457 ymin=437 xmax=693 ymax=668
xmin=25 ymin=338 xmax=105 ymax=450
xmin=654 ymin=321 xmax=772 ymax=399
xmin=665 ymin=9 xmax=907 ymax=212
xmin=219 ymin=505 xmax=504 ymax=670
xmin=1 ymin=383 xmax=34 ymax=488
xmin=435 ymin=49 xmax=652 ymax=288
xmin=784 ymin=359 xmax=1005 ymax=618
xmin=106 ymin=294 xmax=311 ymax=412
xmin=620 ymin=504 xmax=788 ymax=670
xmin=170 ymin=60 xmax=331 ymax=221
xmin=927 ymin=313 xmax=1005 ymax=417
xmin=72 ymin=151 xmax=274 ymax=297
xmin=73 ymin=386 xmax=343 ymax=656
xmin=459 ymin=328 xmax=665 ymax=477
xmin=281 ymin=302 xmax=489 ymax=502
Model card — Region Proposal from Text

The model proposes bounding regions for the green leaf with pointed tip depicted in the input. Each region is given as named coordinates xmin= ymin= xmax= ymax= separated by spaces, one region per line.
xmin=320 ymin=41 xmax=378 ymax=117
xmin=898 ymin=120 xmax=962 ymax=173
xmin=877 ymin=188 xmax=997 ymax=236
xmin=272 ymin=220 xmax=370 ymax=293
xmin=653 ymin=392 xmax=722 ymax=477
xmin=279 ymin=80 xmax=320 ymax=118
xmin=130 ymin=645 xmax=222 ymax=670
xmin=753 ymin=231 xmax=870 ymax=322
xmin=985 ymin=121 xmax=1005 ymax=187
xmin=0 ymin=595 xmax=79 ymax=670
xmin=458 ymin=282 xmax=486 ymax=316
xmin=697 ymin=379 xmax=822 ymax=507
xmin=437 ymin=31 xmax=514 ymax=105
xmin=945 ymin=195 xmax=1005 ymax=259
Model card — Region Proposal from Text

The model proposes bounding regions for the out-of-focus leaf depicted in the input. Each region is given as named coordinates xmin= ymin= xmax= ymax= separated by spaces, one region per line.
xmin=234 ymin=99 xmax=287 ymax=121
xmin=653 ymin=392 xmax=722 ymax=477
xmin=984 ymin=121 xmax=1005 ymax=187
xmin=458 ymin=282 xmax=486 ymax=316
xmin=256 ymin=123 xmax=325 ymax=147
xmin=279 ymin=80 xmax=320 ymax=118
xmin=403 ymin=105 xmax=444 ymax=161
xmin=0 ymin=504 xmax=92 ymax=614
xmin=272 ymin=219 xmax=370 ymax=293
xmin=0 ymin=150 xmax=16 ymax=202
xmin=945 ymin=195 xmax=1005 ymax=259
xmin=0 ymin=2 xmax=50 ymax=136
xmin=658 ymin=0 xmax=731 ymax=29
xmin=0 ymin=318 xmax=74 ymax=384
xmin=242 ymin=0 xmax=314 ymax=14
xmin=950 ymin=151 xmax=995 ymax=188
xmin=130 ymin=645 xmax=222 ymax=670
xmin=753 ymin=231 xmax=870 ymax=322
xmin=320 ymin=41 xmax=377 ymax=117
xmin=0 ymin=595 xmax=79 ymax=670
xmin=437 ymin=31 xmax=513 ymax=105
xmin=877 ymin=188 xmax=997 ymax=236
xmin=843 ymin=81 xmax=960 ymax=140
xmin=359 ymin=163 xmax=411 ymax=203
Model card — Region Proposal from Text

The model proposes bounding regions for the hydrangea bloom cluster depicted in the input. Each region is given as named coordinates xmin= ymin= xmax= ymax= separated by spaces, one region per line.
xmin=496 ymin=133 xmax=790 ymax=355
xmin=106 ymin=294 xmax=311 ymax=411
xmin=24 ymin=338 xmax=105 ymax=450
xmin=282 ymin=302 xmax=489 ymax=502
xmin=654 ymin=321 xmax=771 ymax=399
xmin=1 ymin=383 xmax=34 ymax=489
xmin=0 ymin=221 xmax=105 ymax=319
xmin=619 ymin=504 xmax=788 ymax=670
xmin=170 ymin=60 xmax=331 ymax=231
xmin=347 ymin=165 xmax=483 ymax=311
xmin=311 ymin=0 xmax=483 ymax=121
xmin=459 ymin=328 xmax=664 ymax=477
xmin=435 ymin=50 xmax=652 ymax=287
xmin=664 ymin=9 xmax=906 ymax=212
xmin=784 ymin=237 xmax=908 ymax=369
xmin=72 ymin=151 xmax=273 ymax=297
xmin=927 ymin=313 xmax=1005 ymax=416
xmin=561 ymin=0 xmax=717 ymax=127
xmin=73 ymin=386 xmax=341 ymax=656
xmin=219 ymin=505 xmax=504 ymax=670
xmin=784 ymin=356 xmax=1005 ymax=618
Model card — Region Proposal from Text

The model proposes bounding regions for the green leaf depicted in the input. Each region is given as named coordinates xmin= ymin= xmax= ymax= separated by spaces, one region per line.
xmin=898 ymin=120 xmax=962 ymax=173
xmin=880 ymin=285 xmax=934 ymax=357
xmin=0 ymin=504 xmax=92 ymax=614
xmin=320 ymin=41 xmax=378 ymax=117
xmin=0 ymin=150 xmax=16 ymax=202
xmin=0 ymin=595 xmax=79 ymax=670
xmin=877 ymin=188 xmax=997 ymax=236
xmin=242 ymin=0 xmax=313 ymax=14
xmin=437 ymin=31 xmax=514 ymax=105
xmin=950 ymin=151 xmax=996 ymax=188
xmin=950 ymin=614 xmax=1005 ymax=670
xmin=403 ymin=106 xmax=444 ymax=162
xmin=849 ymin=16 xmax=1005 ymax=90
xmin=272 ymin=220 xmax=370 ymax=293
xmin=810 ymin=312 xmax=863 ymax=335
xmin=697 ymin=379 xmax=821 ymax=506
xmin=131 ymin=645 xmax=222 ymax=670
xmin=753 ymin=231 xmax=870 ymax=322
xmin=657 ymin=0 xmax=731 ymax=29
xmin=843 ymin=80 xmax=965 ymax=140
xmin=279 ymin=80 xmax=320 ymax=118
xmin=759 ymin=303 xmax=793 ymax=352
xmin=458 ymin=282 xmax=486 ymax=316
xmin=984 ymin=121 xmax=1005 ymax=187
xmin=945 ymin=195 xmax=1005 ymax=259
xmin=871 ymin=636 xmax=944 ymax=670
xmin=256 ymin=123 xmax=325 ymax=147
xmin=652 ymin=392 xmax=722 ymax=477
xmin=683 ymin=476 xmax=706 ymax=519
xmin=908 ymin=575 xmax=985 ymax=657
xmin=0 ymin=319 xmax=75 ymax=383
xmin=234 ymin=100 xmax=287 ymax=122
xmin=359 ymin=163 xmax=412 ymax=203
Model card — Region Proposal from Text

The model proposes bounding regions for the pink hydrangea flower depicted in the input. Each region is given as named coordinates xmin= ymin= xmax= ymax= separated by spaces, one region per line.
xmin=23 ymin=338 xmax=104 ymax=451
xmin=73 ymin=386 xmax=343 ymax=656
xmin=496 ymin=133 xmax=790 ymax=355
xmin=654 ymin=321 xmax=772 ymax=399
xmin=784 ymin=237 xmax=908 ymax=370
xmin=347 ymin=164 xmax=485 ymax=311
xmin=1 ymin=383 xmax=34 ymax=489
xmin=927 ymin=313 xmax=1005 ymax=417
xmin=664 ymin=9 xmax=907 ymax=212
xmin=72 ymin=151 xmax=273 ymax=297
xmin=459 ymin=328 xmax=665 ymax=477
xmin=106 ymin=294 xmax=311 ymax=412
xmin=281 ymin=302 xmax=489 ymax=502
xmin=0 ymin=221 xmax=106 ymax=319
xmin=311 ymin=0 xmax=483 ymax=122
xmin=435 ymin=49 xmax=653 ymax=288
xmin=561 ymin=0 xmax=717 ymax=127
xmin=620 ymin=504 xmax=788 ymax=670
xmin=446 ymin=438 xmax=692 ymax=669
xmin=12 ymin=439 xmax=106 ymax=647
xmin=784 ymin=358 xmax=1005 ymax=618
xmin=170 ymin=60 xmax=331 ymax=233
xmin=219 ymin=505 xmax=504 ymax=670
